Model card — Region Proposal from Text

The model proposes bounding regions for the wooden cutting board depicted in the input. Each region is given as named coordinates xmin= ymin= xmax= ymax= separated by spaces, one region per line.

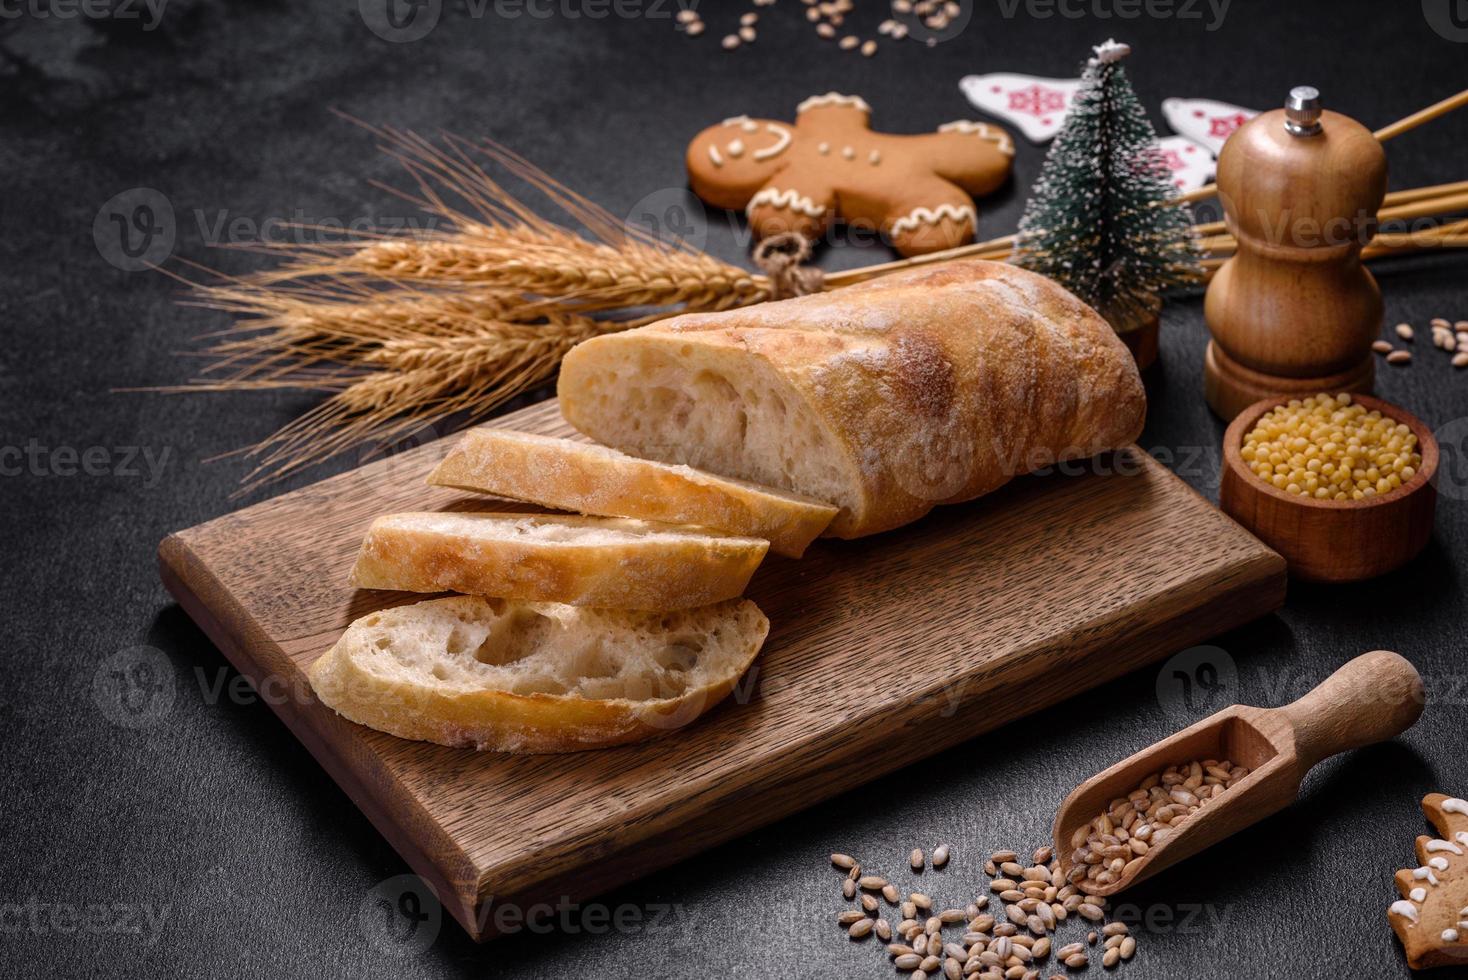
xmin=158 ymin=399 xmax=1286 ymax=941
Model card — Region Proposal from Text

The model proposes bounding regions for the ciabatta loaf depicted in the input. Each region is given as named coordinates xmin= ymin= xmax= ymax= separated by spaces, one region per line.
xmin=428 ymin=428 xmax=838 ymax=557
xmin=558 ymin=260 xmax=1145 ymax=537
xmin=350 ymin=512 xmax=768 ymax=610
xmin=308 ymin=595 xmax=769 ymax=752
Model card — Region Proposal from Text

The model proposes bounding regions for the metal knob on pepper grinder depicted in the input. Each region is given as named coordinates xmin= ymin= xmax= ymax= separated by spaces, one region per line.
xmin=1202 ymin=87 xmax=1388 ymax=420
xmin=1284 ymin=86 xmax=1323 ymax=136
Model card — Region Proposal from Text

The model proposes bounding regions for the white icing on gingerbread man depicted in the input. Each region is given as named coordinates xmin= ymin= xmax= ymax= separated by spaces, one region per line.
xmin=687 ymin=92 xmax=1015 ymax=257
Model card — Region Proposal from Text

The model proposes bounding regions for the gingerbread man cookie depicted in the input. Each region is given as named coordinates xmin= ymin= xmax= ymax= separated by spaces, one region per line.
xmin=1389 ymin=794 xmax=1468 ymax=969
xmin=687 ymin=93 xmax=1014 ymax=257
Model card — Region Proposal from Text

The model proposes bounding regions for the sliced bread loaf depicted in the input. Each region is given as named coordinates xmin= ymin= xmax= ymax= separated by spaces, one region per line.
xmin=557 ymin=260 xmax=1145 ymax=537
xmin=308 ymin=595 xmax=769 ymax=752
xmin=350 ymin=512 xmax=769 ymax=610
xmin=427 ymin=428 xmax=838 ymax=557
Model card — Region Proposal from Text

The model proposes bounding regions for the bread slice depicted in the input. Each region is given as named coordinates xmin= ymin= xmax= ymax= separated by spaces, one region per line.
xmin=558 ymin=260 xmax=1145 ymax=537
xmin=427 ymin=428 xmax=838 ymax=558
xmin=308 ymin=595 xmax=769 ymax=752
xmin=350 ymin=512 xmax=768 ymax=610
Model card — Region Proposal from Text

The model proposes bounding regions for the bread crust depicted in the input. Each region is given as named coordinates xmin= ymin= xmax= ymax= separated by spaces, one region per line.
xmin=308 ymin=597 xmax=770 ymax=753
xmin=428 ymin=429 xmax=837 ymax=557
xmin=350 ymin=513 xmax=769 ymax=610
xmin=558 ymin=260 xmax=1146 ymax=537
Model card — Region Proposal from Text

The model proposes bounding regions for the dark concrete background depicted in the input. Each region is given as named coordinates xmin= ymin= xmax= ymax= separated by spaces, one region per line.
xmin=3 ymin=0 xmax=1468 ymax=976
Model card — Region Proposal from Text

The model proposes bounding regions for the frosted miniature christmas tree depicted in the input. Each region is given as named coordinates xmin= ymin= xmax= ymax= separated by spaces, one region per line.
xmin=1014 ymin=39 xmax=1200 ymax=335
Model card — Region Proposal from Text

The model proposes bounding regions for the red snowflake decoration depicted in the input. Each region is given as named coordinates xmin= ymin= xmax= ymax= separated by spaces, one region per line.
xmin=1208 ymin=113 xmax=1249 ymax=140
xmin=1007 ymin=85 xmax=1069 ymax=119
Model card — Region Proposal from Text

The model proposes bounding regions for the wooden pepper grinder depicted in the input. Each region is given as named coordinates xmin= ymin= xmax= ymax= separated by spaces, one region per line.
xmin=1203 ymin=87 xmax=1388 ymax=420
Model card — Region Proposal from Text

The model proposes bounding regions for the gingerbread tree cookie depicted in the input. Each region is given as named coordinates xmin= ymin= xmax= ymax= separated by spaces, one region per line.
xmin=686 ymin=93 xmax=1014 ymax=257
xmin=1389 ymin=794 xmax=1468 ymax=969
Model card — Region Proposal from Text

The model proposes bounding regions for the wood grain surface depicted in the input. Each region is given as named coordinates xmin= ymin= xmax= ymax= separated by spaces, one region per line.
xmin=157 ymin=399 xmax=1287 ymax=941
xmin=1053 ymin=650 xmax=1425 ymax=897
xmin=1219 ymin=393 xmax=1440 ymax=582
xmin=1202 ymin=106 xmax=1387 ymax=420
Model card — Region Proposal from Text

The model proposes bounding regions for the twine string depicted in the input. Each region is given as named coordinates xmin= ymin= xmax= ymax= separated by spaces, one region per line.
xmin=752 ymin=232 xmax=825 ymax=299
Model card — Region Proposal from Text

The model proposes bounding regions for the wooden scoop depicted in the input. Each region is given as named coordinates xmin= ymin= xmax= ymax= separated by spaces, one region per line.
xmin=1053 ymin=650 xmax=1424 ymax=897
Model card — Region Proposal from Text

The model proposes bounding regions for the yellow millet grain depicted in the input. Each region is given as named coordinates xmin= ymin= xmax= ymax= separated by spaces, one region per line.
xmin=1240 ymin=393 xmax=1421 ymax=501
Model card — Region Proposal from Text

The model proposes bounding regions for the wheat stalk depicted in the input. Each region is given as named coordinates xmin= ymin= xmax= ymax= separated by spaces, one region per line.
xmin=218 ymin=314 xmax=618 ymax=494
xmin=173 ymin=118 xmax=1467 ymax=493
xmin=244 ymin=123 xmax=769 ymax=315
xmin=172 ymin=122 xmax=769 ymax=491
xmin=268 ymin=232 xmax=766 ymax=312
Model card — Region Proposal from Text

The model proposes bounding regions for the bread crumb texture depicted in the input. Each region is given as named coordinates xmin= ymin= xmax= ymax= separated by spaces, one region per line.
xmin=309 ymin=596 xmax=769 ymax=752
xmin=558 ymin=259 xmax=1144 ymax=537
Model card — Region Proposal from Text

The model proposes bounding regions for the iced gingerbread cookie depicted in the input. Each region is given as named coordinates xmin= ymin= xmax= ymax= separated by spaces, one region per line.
xmin=686 ymin=93 xmax=1014 ymax=257
xmin=1389 ymin=794 xmax=1468 ymax=969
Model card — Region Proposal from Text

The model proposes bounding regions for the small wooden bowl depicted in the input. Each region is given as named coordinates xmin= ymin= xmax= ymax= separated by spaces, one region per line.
xmin=1219 ymin=394 xmax=1438 ymax=583
xmin=1117 ymin=311 xmax=1160 ymax=372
